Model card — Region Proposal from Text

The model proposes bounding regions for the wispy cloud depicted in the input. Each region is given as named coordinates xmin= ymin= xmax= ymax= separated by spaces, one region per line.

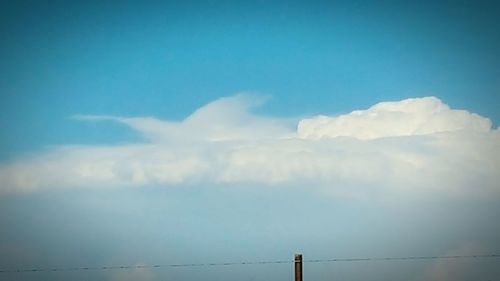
xmin=1 ymin=94 xmax=499 ymax=198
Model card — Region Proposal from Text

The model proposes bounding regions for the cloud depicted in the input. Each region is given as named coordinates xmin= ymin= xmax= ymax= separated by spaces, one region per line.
xmin=297 ymin=97 xmax=492 ymax=140
xmin=0 ymin=95 xmax=499 ymax=198
xmin=72 ymin=94 xmax=291 ymax=143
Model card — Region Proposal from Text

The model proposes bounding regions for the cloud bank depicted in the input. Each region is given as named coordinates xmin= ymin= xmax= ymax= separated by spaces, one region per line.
xmin=0 ymin=95 xmax=499 ymax=197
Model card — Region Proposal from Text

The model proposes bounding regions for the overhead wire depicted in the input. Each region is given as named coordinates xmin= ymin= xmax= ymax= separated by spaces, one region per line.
xmin=1 ymin=254 xmax=498 ymax=274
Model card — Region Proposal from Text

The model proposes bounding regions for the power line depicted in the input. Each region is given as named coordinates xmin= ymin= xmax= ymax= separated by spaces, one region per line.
xmin=0 ymin=260 xmax=292 ymax=273
xmin=304 ymin=254 xmax=500 ymax=263
xmin=1 ymin=254 xmax=498 ymax=274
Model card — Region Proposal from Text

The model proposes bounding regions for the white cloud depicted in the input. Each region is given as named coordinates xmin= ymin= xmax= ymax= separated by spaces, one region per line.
xmin=0 ymin=95 xmax=499 ymax=198
xmin=298 ymin=96 xmax=492 ymax=140
xmin=73 ymin=94 xmax=292 ymax=143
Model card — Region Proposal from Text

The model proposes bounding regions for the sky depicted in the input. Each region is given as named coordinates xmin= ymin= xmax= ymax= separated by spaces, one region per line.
xmin=0 ymin=1 xmax=500 ymax=281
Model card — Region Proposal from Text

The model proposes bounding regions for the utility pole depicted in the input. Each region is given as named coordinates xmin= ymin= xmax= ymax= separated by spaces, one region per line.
xmin=295 ymin=254 xmax=303 ymax=281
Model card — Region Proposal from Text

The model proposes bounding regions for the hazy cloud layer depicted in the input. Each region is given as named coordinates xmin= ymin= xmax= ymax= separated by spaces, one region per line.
xmin=1 ymin=95 xmax=499 ymax=197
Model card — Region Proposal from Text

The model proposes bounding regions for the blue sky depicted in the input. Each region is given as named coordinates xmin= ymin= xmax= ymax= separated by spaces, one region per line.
xmin=1 ymin=0 xmax=500 ymax=158
xmin=1 ymin=1 xmax=500 ymax=281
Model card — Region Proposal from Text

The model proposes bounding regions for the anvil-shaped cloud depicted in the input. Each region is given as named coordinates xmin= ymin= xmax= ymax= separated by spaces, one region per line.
xmin=0 ymin=95 xmax=499 ymax=198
